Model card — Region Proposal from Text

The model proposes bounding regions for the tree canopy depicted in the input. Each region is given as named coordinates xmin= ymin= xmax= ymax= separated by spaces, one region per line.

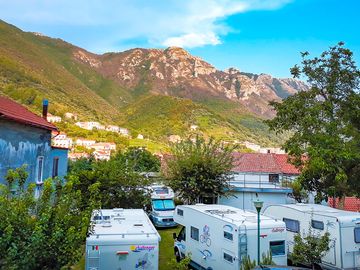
xmin=68 ymin=147 xmax=156 ymax=209
xmin=164 ymin=136 xmax=234 ymax=204
xmin=267 ymin=42 xmax=360 ymax=200
xmin=0 ymin=167 xmax=94 ymax=269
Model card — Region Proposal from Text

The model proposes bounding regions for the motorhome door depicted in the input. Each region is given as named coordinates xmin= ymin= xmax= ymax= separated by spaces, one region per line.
xmin=177 ymin=226 xmax=187 ymax=257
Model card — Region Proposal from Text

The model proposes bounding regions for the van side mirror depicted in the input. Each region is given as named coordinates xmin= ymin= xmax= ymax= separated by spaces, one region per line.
xmin=173 ymin=233 xmax=177 ymax=240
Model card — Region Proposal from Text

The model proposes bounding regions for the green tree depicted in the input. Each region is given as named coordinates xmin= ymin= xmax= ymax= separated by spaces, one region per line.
xmin=289 ymin=178 xmax=309 ymax=203
xmin=0 ymin=167 xmax=94 ymax=270
xmin=266 ymin=42 xmax=360 ymax=200
xmin=290 ymin=226 xmax=330 ymax=269
xmin=122 ymin=147 xmax=160 ymax=172
xmin=69 ymin=150 xmax=152 ymax=209
xmin=164 ymin=136 xmax=234 ymax=204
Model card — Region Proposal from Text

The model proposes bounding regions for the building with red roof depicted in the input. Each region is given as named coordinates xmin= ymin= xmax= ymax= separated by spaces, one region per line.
xmin=232 ymin=152 xmax=300 ymax=175
xmin=0 ymin=96 xmax=68 ymax=193
xmin=219 ymin=152 xmax=301 ymax=211
xmin=0 ymin=96 xmax=58 ymax=131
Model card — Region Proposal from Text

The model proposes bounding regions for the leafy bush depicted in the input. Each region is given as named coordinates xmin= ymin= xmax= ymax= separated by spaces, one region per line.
xmin=68 ymin=148 xmax=158 ymax=209
xmin=290 ymin=225 xmax=330 ymax=269
xmin=0 ymin=167 xmax=94 ymax=269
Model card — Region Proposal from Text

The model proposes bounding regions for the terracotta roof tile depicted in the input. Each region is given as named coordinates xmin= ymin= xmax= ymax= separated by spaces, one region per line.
xmin=232 ymin=152 xmax=300 ymax=174
xmin=328 ymin=197 xmax=360 ymax=212
xmin=0 ymin=96 xmax=58 ymax=131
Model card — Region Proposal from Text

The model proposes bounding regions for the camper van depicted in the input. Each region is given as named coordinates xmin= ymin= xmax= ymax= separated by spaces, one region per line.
xmin=85 ymin=208 xmax=161 ymax=270
xmin=148 ymin=184 xmax=177 ymax=228
xmin=263 ymin=203 xmax=360 ymax=270
xmin=173 ymin=204 xmax=288 ymax=269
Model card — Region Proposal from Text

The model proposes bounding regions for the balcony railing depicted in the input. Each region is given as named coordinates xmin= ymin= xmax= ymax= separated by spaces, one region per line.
xmin=229 ymin=179 xmax=292 ymax=189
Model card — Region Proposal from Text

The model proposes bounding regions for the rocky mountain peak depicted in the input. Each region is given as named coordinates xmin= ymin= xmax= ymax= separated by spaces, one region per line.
xmin=72 ymin=46 xmax=308 ymax=118
xmin=164 ymin=46 xmax=191 ymax=60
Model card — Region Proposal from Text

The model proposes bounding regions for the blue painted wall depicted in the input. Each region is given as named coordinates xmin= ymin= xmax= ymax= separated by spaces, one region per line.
xmin=0 ymin=119 xmax=68 ymax=186
xmin=49 ymin=147 xmax=68 ymax=180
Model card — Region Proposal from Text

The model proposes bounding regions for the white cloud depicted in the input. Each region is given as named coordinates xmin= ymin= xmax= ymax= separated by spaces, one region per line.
xmin=0 ymin=0 xmax=292 ymax=50
xmin=163 ymin=32 xmax=221 ymax=48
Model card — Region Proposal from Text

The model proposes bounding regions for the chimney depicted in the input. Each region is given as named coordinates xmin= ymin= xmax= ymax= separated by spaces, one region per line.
xmin=42 ymin=99 xmax=48 ymax=119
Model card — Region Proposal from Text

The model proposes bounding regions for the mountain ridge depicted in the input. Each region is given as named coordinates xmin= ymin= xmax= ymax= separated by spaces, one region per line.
xmin=72 ymin=46 xmax=308 ymax=117
xmin=0 ymin=19 xmax=303 ymax=146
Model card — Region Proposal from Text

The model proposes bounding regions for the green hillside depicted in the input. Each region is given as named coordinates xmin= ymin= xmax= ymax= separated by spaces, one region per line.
xmin=0 ymin=20 xmax=130 ymax=122
xmin=0 ymin=20 xmax=282 ymax=148
xmin=121 ymin=95 xmax=281 ymax=146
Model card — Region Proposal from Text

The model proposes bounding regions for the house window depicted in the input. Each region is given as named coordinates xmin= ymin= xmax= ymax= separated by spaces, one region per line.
xmin=36 ymin=156 xmax=44 ymax=184
xmin=354 ymin=228 xmax=360 ymax=243
xmin=311 ymin=220 xmax=324 ymax=230
xmin=177 ymin=209 xmax=184 ymax=216
xmin=223 ymin=252 xmax=234 ymax=263
xmin=283 ymin=218 xmax=300 ymax=233
xmin=269 ymin=174 xmax=279 ymax=183
xmin=224 ymin=231 xmax=233 ymax=241
xmin=190 ymin=226 xmax=199 ymax=241
xmin=52 ymin=157 xmax=59 ymax=178
xmin=270 ymin=241 xmax=285 ymax=256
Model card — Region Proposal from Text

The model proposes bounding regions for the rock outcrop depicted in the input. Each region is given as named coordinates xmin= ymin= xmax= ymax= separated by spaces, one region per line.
xmin=73 ymin=47 xmax=308 ymax=117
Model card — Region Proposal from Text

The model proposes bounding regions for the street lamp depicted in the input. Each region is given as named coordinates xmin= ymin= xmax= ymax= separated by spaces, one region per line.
xmin=253 ymin=198 xmax=264 ymax=266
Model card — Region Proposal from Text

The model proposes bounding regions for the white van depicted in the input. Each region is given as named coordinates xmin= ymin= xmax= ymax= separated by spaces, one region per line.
xmin=148 ymin=184 xmax=177 ymax=228
xmin=85 ymin=208 xmax=161 ymax=270
xmin=173 ymin=204 xmax=287 ymax=269
xmin=263 ymin=203 xmax=360 ymax=269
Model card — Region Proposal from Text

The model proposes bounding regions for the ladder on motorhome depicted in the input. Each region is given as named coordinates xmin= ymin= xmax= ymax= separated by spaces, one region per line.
xmin=238 ymin=225 xmax=248 ymax=263
xmin=87 ymin=248 xmax=100 ymax=270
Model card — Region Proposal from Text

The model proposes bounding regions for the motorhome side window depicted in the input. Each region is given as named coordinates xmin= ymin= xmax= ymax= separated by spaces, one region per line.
xmin=177 ymin=209 xmax=184 ymax=216
xmin=311 ymin=220 xmax=324 ymax=230
xmin=190 ymin=226 xmax=199 ymax=241
xmin=223 ymin=252 xmax=234 ymax=263
xmin=354 ymin=227 xmax=360 ymax=243
xmin=270 ymin=240 xmax=285 ymax=256
xmin=283 ymin=218 xmax=300 ymax=233
xmin=224 ymin=231 xmax=233 ymax=241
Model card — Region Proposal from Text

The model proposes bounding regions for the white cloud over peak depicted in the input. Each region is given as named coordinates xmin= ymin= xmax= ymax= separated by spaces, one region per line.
xmin=0 ymin=0 xmax=292 ymax=51
xmin=163 ymin=32 xmax=221 ymax=48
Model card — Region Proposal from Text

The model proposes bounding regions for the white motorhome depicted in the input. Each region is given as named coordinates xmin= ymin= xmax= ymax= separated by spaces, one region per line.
xmin=85 ymin=208 xmax=161 ymax=270
xmin=173 ymin=204 xmax=287 ymax=269
xmin=263 ymin=203 xmax=360 ymax=270
xmin=148 ymin=184 xmax=177 ymax=228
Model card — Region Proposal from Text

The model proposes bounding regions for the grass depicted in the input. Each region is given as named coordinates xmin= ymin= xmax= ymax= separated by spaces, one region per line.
xmin=158 ymin=226 xmax=180 ymax=270
xmin=129 ymin=138 xmax=169 ymax=153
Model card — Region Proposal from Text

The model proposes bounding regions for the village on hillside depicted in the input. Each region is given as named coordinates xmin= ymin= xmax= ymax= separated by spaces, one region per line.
xmin=0 ymin=2 xmax=359 ymax=268
xmin=1 ymin=79 xmax=360 ymax=269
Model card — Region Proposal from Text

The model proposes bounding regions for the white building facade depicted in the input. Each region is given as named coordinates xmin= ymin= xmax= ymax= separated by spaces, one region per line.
xmin=219 ymin=153 xmax=299 ymax=211
xmin=52 ymin=132 xmax=73 ymax=149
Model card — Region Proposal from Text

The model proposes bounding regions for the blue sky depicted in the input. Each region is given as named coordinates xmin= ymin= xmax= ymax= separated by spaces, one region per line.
xmin=0 ymin=0 xmax=359 ymax=77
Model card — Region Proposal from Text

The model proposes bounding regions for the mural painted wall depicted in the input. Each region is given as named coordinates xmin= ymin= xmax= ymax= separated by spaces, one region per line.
xmin=0 ymin=119 xmax=67 ymax=185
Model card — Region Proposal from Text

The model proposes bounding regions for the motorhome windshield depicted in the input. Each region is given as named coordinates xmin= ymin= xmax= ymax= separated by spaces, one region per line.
xmin=153 ymin=187 xmax=169 ymax=195
xmin=152 ymin=199 xmax=175 ymax=211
